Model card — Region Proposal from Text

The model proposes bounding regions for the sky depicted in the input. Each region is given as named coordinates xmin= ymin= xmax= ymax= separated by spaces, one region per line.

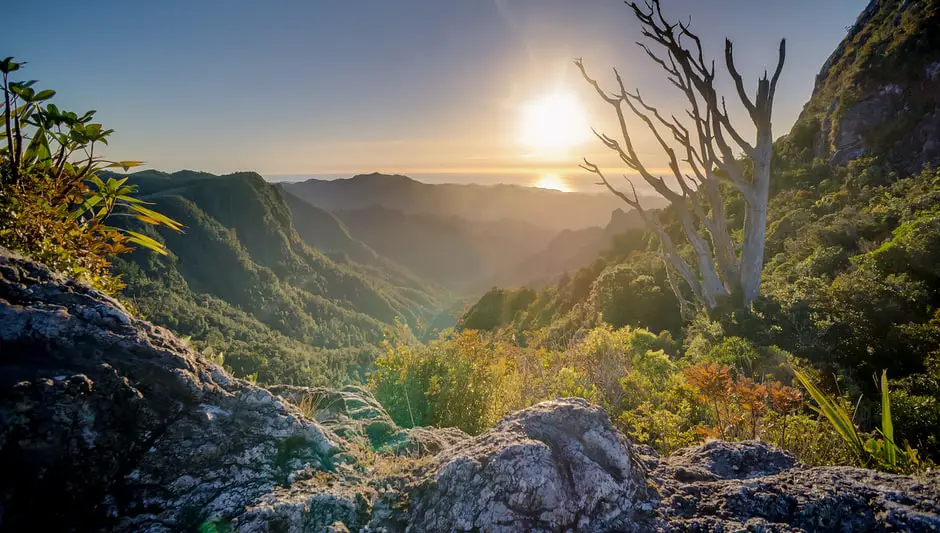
xmin=3 ymin=0 xmax=867 ymax=192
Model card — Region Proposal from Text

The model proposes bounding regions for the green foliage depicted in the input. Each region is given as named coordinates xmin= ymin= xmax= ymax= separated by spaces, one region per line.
xmin=0 ymin=56 xmax=180 ymax=292
xmin=370 ymin=328 xmax=512 ymax=434
xmin=792 ymin=367 xmax=869 ymax=465
xmin=110 ymin=170 xmax=450 ymax=387
xmin=794 ymin=367 xmax=922 ymax=472
xmin=460 ymin=287 xmax=536 ymax=332
xmin=591 ymin=259 xmax=682 ymax=333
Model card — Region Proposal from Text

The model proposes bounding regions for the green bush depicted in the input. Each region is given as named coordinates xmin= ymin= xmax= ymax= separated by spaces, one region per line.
xmin=0 ymin=56 xmax=180 ymax=292
xmin=370 ymin=328 xmax=513 ymax=434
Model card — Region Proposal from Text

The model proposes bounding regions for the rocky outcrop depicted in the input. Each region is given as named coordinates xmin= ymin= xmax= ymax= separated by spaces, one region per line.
xmin=0 ymin=248 xmax=347 ymax=532
xmin=790 ymin=0 xmax=940 ymax=172
xmin=652 ymin=440 xmax=940 ymax=532
xmin=406 ymin=399 xmax=650 ymax=532
xmin=2 ymin=246 xmax=940 ymax=532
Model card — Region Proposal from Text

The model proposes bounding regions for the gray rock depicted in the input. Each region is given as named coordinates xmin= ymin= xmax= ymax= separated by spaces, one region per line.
xmin=0 ymin=248 xmax=343 ymax=531
xmin=657 ymin=439 xmax=797 ymax=482
xmin=405 ymin=398 xmax=651 ymax=532
xmin=654 ymin=442 xmax=940 ymax=532
xmin=2 ymin=246 xmax=939 ymax=532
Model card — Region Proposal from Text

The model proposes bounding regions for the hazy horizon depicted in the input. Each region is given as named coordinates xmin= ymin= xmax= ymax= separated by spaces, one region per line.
xmin=266 ymin=171 xmax=616 ymax=194
xmin=3 ymin=0 xmax=868 ymax=194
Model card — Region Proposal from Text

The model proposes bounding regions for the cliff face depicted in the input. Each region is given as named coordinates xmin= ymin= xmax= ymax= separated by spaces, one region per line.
xmin=2 ymin=246 xmax=939 ymax=531
xmin=789 ymin=0 xmax=940 ymax=171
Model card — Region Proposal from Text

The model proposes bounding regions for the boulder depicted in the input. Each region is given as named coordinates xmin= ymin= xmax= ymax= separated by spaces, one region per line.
xmin=405 ymin=398 xmax=651 ymax=532
xmin=0 ymin=248 xmax=344 ymax=532
xmin=656 ymin=439 xmax=797 ymax=482
xmin=654 ymin=440 xmax=940 ymax=532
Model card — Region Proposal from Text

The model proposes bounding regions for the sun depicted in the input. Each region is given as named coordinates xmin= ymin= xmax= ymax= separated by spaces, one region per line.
xmin=520 ymin=92 xmax=590 ymax=154
xmin=534 ymin=174 xmax=571 ymax=192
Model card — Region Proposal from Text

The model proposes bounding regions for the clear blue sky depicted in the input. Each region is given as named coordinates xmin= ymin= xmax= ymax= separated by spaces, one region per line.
xmin=3 ymin=0 xmax=867 ymax=190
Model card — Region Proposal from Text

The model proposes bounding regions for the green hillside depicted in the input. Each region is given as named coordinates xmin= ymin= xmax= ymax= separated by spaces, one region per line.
xmin=112 ymin=170 xmax=445 ymax=385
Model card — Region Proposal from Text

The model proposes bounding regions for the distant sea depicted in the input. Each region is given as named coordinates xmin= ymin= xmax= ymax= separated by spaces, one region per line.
xmin=264 ymin=172 xmax=607 ymax=194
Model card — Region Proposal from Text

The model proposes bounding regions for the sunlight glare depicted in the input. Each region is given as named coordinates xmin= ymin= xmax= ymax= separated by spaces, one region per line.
xmin=534 ymin=174 xmax=571 ymax=192
xmin=520 ymin=92 xmax=590 ymax=154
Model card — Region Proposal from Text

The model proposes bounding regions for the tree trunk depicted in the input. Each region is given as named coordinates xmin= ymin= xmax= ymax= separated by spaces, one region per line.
xmin=739 ymin=136 xmax=772 ymax=306
xmin=678 ymin=208 xmax=726 ymax=307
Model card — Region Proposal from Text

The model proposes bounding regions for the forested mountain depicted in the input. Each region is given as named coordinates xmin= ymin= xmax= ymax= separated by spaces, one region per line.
xmin=111 ymin=170 xmax=446 ymax=385
xmin=451 ymin=0 xmax=940 ymax=461
xmin=283 ymin=172 xmax=662 ymax=231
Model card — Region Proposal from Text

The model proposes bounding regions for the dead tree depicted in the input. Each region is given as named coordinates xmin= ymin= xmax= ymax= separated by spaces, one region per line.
xmin=577 ymin=0 xmax=785 ymax=309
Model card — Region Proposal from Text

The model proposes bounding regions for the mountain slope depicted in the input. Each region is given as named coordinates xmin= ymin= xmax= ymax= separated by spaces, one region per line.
xmin=283 ymin=172 xmax=660 ymax=231
xmin=280 ymin=185 xmax=385 ymax=267
xmin=279 ymin=186 xmax=440 ymax=298
xmin=112 ymin=170 xmax=445 ymax=384
xmin=788 ymin=0 xmax=940 ymax=170
xmin=495 ymin=208 xmax=645 ymax=289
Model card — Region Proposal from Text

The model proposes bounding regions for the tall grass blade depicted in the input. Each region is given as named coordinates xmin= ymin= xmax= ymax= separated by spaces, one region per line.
xmin=793 ymin=367 xmax=866 ymax=464
xmin=881 ymin=370 xmax=896 ymax=467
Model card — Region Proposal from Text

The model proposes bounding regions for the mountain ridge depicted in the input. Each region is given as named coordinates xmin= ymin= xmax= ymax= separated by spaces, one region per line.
xmin=112 ymin=169 xmax=447 ymax=385
xmin=284 ymin=172 xmax=661 ymax=231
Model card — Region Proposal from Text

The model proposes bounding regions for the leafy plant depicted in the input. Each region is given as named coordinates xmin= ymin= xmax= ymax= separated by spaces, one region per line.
xmin=68 ymin=174 xmax=184 ymax=254
xmin=793 ymin=367 xmax=921 ymax=471
xmin=792 ymin=366 xmax=868 ymax=465
xmin=1 ymin=56 xmax=182 ymax=291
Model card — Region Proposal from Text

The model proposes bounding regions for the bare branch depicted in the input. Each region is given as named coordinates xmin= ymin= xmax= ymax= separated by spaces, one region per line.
xmin=581 ymin=0 xmax=784 ymax=307
xmin=717 ymin=96 xmax=756 ymax=157
xmin=574 ymin=58 xmax=619 ymax=104
xmin=767 ymin=39 xmax=787 ymax=108
xmin=724 ymin=39 xmax=757 ymax=119
xmin=580 ymin=159 xmax=642 ymax=210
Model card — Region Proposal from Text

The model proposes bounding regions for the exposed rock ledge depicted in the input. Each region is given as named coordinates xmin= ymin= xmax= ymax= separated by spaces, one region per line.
xmin=1 ymin=247 xmax=938 ymax=532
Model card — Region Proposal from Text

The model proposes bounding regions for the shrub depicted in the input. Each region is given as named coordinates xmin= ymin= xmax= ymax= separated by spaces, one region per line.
xmin=370 ymin=329 xmax=512 ymax=434
xmin=0 ymin=56 xmax=181 ymax=292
